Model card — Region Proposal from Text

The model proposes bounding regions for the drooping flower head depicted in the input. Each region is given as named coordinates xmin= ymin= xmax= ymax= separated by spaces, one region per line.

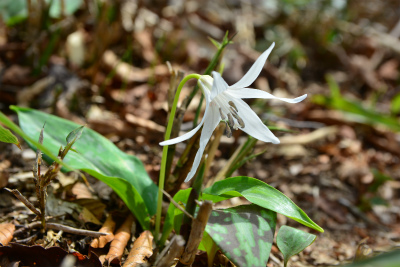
xmin=160 ymin=43 xmax=307 ymax=182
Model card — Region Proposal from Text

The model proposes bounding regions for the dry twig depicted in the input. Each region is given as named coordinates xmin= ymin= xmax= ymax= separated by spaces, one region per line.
xmin=180 ymin=201 xmax=213 ymax=266
xmin=156 ymin=235 xmax=185 ymax=267
xmin=13 ymin=221 xmax=108 ymax=238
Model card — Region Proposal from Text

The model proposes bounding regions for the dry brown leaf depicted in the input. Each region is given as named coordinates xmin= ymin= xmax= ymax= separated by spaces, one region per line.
xmin=102 ymin=50 xmax=168 ymax=83
xmin=90 ymin=214 xmax=116 ymax=248
xmin=106 ymin=214 xmax=135 ymax=265
xmin=0 ymin=223 xmax=15 ymax=246
xmin=125 ymin=113 xmax=165 ymax=133
xmin=122 ymin=230 xmax=153 ymax=267
xmin=71 ymin=182 xmax=93 ymax=199
xmin=74 ymin=199 xmax=106 ymax=220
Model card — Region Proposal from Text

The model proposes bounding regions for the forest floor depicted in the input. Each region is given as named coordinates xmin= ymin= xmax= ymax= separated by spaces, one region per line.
xmin=0 ymin=0 xmax=400 ymax=266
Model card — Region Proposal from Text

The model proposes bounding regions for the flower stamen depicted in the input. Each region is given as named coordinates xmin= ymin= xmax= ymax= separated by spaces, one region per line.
xmin=224 ymin=121 xmax=232 ymax=138
xmin=219 ymin=108 xmax=226 ymax=120
xmin=231 ymin=111 xmax=245 ymax=128
xmin=228 ymin=101 xmax=238 ymax=112
xmin=227 ymin=113 xmax=234 ymax=128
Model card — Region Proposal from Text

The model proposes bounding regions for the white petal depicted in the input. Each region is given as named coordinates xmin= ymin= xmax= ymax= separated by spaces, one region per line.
xmin=210 ymin=71 xmax=229 ymax=100
xmin=184 ymin=104 xmax=221 ymax=182
xmin=198 ymin=75 xmax=213 ymax=102
xmin=230 ymin=43 xmax=275 ymax=89
xmin=160 ymin=97 xmax=211 ymax=146
xmin=233 ymin=98 xmax=280 ymax=144
xmin=227 ymin=88 xmax=307 ymax=103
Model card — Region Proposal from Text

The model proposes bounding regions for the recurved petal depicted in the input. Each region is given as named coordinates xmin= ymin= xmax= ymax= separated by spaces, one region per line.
xmin=184 ymin=104 xmax=221 ymax=182
xmin=227 ymin=88 xmax=307 ymax=103
xmin=210 ymin=71 xmax=229 ymax=100
xmin=233 ymin=98 xmax=280 ymax=144
xmin=230 ymin=42 xmax=275 ymax=89
xmin=160 ymin=97 xmax=211 ymax=146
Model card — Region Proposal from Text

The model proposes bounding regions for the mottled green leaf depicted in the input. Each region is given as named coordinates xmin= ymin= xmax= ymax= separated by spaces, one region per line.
xmin=0 ymin=124 xmax=21 ymax=149
xmin=11 ymin=106 xmax=157 ymax=229
xmin=206 ymin=205 xmax=276 ymax=267
xmin=202 ymin=176 xmax=323 ymax=232
xmin=276 ymin=225 xmax=316 ymax=267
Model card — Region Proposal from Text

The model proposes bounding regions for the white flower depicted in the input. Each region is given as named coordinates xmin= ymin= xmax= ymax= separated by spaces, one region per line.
xmin=160 ymin=43 xmax=307 ymax=182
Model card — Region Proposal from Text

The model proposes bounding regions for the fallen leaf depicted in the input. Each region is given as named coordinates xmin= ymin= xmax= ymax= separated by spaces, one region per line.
xmin=122 ymin=230 xmax=153 ymax=267
xmin=0 ymin=223 xmax=15 ymax=246
xmin=106 ymin=214 xmax=135 ymax=265
xmin=90 ymin=214 xmax=116 ymax=248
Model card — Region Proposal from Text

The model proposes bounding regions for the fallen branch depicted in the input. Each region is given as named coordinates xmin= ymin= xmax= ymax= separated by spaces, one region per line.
xmin=13 ymin=222 xmax=108 ymax=238
xmin=156 ymin=235 xmax=185 ymax=267
xmin=5 ymin=188 xmax=41 ymax=216
xmin=180 ymin=200 xmax=213 ymax=266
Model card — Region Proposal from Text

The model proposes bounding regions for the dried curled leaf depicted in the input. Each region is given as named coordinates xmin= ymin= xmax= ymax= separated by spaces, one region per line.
xmin=0 ymin=223 xmax=15 ymax=246
xmin=90 ymin=214 xmax=116 ymax=248
xmin=106 ymin=214 xmax=135 ymax=265
xmin=122 ymin=230 xmax=153 ymax=267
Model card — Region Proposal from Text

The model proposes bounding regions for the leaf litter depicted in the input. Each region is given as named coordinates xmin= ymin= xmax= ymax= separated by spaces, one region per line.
xmin=0 ymin=0 xmax=400 ymax=266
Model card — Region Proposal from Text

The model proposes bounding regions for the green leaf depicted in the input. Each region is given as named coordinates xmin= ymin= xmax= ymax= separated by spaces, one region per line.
xmin=0 ymin=124 xmax=21 ymax=149
xmin=0 ymin=0 xmax=27 ymax=26
xmin=206 ymin=205 xmax=276 ymax=267
xmin=200 ymin=231 xmax=219 ymax=267
xmin=0 ymin=0 xmax=82 ymax=25
xmin=62 ymin=125 xmax=85 ymax=158
xmin=343 ymin=250 xmax=400 ymax=267
xmin=11 ymin=106 xmax=158 ymax=229
xmin=276 ymin=225 xmax=316 ymax=267
xmin=49 ymin=0 xmax=83 ymax=18
xmin=159 ymin=188 xmax=191 ymax=246
xmin=390 ymin=93 xmax=400 ymax=115
xmin=202 ymin=176 xmax=324 ymax=232
xmin=66 ymin=125 xmax=84 ymax=144
xmin=312 ymin=75 xmax=400 ymax=132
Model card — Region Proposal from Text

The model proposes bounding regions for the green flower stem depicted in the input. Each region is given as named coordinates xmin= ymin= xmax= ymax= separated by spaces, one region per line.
xmin=155 ymin=73 xmax=201 ymax=241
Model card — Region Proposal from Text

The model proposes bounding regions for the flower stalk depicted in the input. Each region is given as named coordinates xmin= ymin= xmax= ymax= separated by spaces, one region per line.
xmin=155 ymin=73 xmax=201 ymax=242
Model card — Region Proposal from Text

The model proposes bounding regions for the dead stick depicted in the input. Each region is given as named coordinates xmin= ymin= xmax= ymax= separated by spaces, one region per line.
xmin=5 ymin=188 xmax=41 ymax=216
xmin=156 ymin=235 xmax=185 ymax=267
xmin=163 ymin=190 xmax=194 ymax=220
xmin=13 ymin=221 xmax=109 ymax=238
xmin=180 ymin=200 xmax=213 ymax=266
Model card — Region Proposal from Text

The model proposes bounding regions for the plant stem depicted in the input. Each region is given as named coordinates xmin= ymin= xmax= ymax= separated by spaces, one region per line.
xmin=155 ymin=73 xmax=201 ymax=242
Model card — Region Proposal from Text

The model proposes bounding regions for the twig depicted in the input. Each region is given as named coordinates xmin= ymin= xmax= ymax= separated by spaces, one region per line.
xmin=5 ymin=188 xmax=41 ymax=216
xmin=180 ymin=200 xmax=213 ymax=266
xmin=269 ymin=253 xmax=284 ymax=267
xmin=13 ymin=221 xmax=109 ymax=238
xmin=156 ymin=235 xmax=185 ymax=267
xmin=163 ymin=190 xmax=194 ymax=220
